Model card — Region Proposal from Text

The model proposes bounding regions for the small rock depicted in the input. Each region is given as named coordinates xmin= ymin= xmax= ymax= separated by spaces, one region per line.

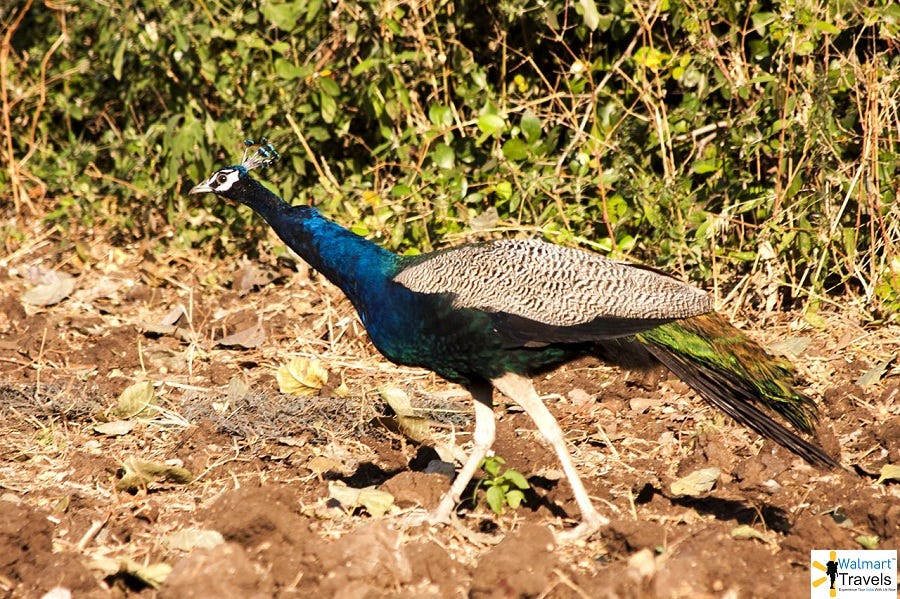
xmin=627 ymin=548 xmax=657 ymax=582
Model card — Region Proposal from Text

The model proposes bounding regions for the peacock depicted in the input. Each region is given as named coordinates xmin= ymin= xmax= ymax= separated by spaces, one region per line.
xmin=190 ymin=139 xmax=840 ymax=539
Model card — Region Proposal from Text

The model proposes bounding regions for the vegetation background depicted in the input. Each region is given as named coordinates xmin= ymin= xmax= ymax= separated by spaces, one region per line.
xmin=3 ymin=0 xmax=900 ymax=319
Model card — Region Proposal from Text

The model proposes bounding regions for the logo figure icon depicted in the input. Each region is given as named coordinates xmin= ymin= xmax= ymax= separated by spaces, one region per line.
xmin=812 ymin=551 xmax=840 ymax=597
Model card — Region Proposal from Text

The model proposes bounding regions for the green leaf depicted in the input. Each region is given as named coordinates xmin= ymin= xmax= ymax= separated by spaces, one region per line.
xmin=112 ymin=40 xmax=127 ymax=81
xmin=91 ymin=557 xmax=171 ymax=589
xmin=494 ymin=181 xmax=513 ymax=201
xmin=262 ymin=2 xmax=303 ymax=30
xmin=751 ymin=11 xmax=777 ymax=34
xmin=692 ymin=159 xmax=720 ymax=174
xmin=486 ymin=485 xmax=505 ymax=514
xmin=328 ymin=483 xmax=395 ymax=517
xmin=579 ymin=0 xmax=601 ymax=31
xmin=506 ymin=489 xmax=525 ymax=509
xmin=275 ymin=58 xmax=303 ymax=80
xmin=520 ymin=112 xmax=542 ymax=144
xmin=502 ymin=138 xmax=529 ymax=161
xmin=429 ymin=104 xmax=453 ymax=128
xmin=305 ymin=0 xmax=323 ymax=22
xmin=318 ymin=77 xmax=341 ymax=97
xmin=117 ymin=457 xmax=193 ymax=492
xmin=482 ymin=456 xmax=503 ymax=477
xmin=633 ymin=47 xmax=670 ymax=70
xmin=477 ymin=113 xmax=506 ymax=137
xmin=731 ymin=525 xmax=768 ymax=541
xmin=814 ymin=21 xmax=840 ymax=35
xmin=319 ymin=92 xmax=337 ymax=123
xmin=796 ymin=40 xmax=815 ymax=56
xmin=391 ymin=184 xmax=412 ymax=197
xmin=729 ymin=250 xmax=758 ymax=262
xmin=504 ymin=469 xmax=530 ymax=490
xmin=432 ymin=143 xmax=455 ymax=169
xmin=351 ymin=57 xmax=381 ymax=76
xmin=357 ymin=487 xmax=395 ymax=517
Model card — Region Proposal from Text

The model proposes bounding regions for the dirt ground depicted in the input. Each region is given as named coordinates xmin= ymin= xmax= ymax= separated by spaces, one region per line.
xmin=1 ymin=227 xmax=898 ymax=598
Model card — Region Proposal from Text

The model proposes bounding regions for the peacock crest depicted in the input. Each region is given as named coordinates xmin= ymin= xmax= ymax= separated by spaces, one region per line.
xmin=240 ymin=137 xmax=280 ymax=172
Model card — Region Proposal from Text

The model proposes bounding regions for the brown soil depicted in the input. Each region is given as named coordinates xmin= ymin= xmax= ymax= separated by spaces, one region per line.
xmin=1 ymin=233 xmax=898 ymax=598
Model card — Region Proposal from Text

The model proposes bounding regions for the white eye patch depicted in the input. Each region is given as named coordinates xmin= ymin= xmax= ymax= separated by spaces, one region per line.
xmin=211 ymin=169 xmax=241 ymax=191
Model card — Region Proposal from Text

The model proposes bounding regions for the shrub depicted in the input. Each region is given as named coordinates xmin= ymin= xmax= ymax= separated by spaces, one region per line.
xmin=3 ymin=0 xmax=899 ymax=316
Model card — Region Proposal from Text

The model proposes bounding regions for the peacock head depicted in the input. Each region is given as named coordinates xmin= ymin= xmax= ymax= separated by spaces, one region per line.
xmin=189 ymin=138 xmax=280 ymax=202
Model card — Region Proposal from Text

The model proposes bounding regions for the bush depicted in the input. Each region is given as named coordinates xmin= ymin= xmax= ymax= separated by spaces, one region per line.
xmin=3 ymin=0 xmax=899 ymax=316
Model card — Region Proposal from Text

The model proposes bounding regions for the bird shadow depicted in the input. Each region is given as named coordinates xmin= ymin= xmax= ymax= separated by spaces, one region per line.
xmin=330 ymin=462 xmax=406 ymax=487
xmin=326 ymin=449 xmax=792 ymax=535
xmin=636 ymin=483 xmax=793 ymax=533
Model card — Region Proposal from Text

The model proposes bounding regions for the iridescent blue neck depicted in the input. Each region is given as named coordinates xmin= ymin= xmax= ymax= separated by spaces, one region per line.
xmin=237 ymin=178 xmax=399 ymax=308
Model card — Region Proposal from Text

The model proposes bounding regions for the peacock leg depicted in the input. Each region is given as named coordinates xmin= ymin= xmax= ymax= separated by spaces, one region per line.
xmin=428 ymin=383 xmax=496 ymax=524
xmin=491 ymin=372 xmax=610 ymax=539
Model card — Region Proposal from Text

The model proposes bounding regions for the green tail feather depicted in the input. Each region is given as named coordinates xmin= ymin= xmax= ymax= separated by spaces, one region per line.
xmin=636 ymin=313 xmax=839 ymax=468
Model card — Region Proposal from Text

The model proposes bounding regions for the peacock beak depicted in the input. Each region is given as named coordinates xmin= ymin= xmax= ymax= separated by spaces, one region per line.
xmin=189 ymin=181 xmax=213 ymax=195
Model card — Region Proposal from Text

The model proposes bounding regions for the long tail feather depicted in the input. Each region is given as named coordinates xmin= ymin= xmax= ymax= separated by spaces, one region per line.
xmin=637 ymin=313 xmax=840 ymax=469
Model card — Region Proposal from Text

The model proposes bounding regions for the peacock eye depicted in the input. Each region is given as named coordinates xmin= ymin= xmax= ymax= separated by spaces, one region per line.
xmin=216 ymin=173 xmax=229 ymax=185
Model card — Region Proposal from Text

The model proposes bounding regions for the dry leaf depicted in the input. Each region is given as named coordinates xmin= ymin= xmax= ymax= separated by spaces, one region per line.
xmin=226 ymin=376 xmax=249 ymax=401
xmin=855 ymin=535 xmax=880 ymax=549
xmin=72 ymin=275 xmax=122 ymax=303
xmin=233 ymin=262 xmax=274 ymax=294
xmin=875 ymin=463 xmax=900 ymax=485
xmin=731 ymin=525 xmax=773 ymax=544
xmin=117 ymin=457 xmax=193 ymax=491
xmin=165 ymin=528 xmax=225 ymax=551
xmin=113 ymin=381 xmax=158 ymax=418
xmin=277 ymin=357 xmax=328 ymax=396
xmin=470 ymin=206 xmax=500 ymax=231
xmin=215 ymin=322 xmax=265 ymax=348
xmin=629 ymin=397 xmax=659 ymax=412
xmin=381 ymin=386 xmax=414 ymax=415
xmin=213 ymin=376 xmax=249 ymax=413
xmin=856 ymin=358 xmax=894 ymax=387
xmin=136 ymin=304 xmax=191 ymax=341
xmin=567 ymin=388 xmax=592 ymax=405
xmin=21 ymin=271 xmax=76 ymax=306
xmin=133 ymin=562 xmax=172 ymax=588
xmin=277 ymin=435 xmax=311 ymax=448
xmin=159 ymin=305 xmax=189 ymax=327
xmin=89 ymin=557 xmax=171 ymax=588
xmin=307 ymin=455 xmax=343 ymax=477
xmin=328 ymin=482 xmax=394 ymax=517
xmin=670 ymin=467 xmax=720 ymax=497
xmin=93 ymin=420 xmax=136 ymax=436
xmin=379 ymin=386 xmax=433 ymax=442
xmin=769 ymin=336 xmax=812 ymax=357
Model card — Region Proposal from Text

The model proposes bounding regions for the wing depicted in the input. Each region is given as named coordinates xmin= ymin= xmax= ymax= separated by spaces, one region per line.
xmin=393 ymin=239 xmax=712 ymax=344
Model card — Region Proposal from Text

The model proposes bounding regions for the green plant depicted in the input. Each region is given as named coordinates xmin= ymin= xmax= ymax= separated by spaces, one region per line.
xmin=3 ymin=0 xmax=899 ymax=316
xmin=476 ymin=456 xmax=530 ymax=515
